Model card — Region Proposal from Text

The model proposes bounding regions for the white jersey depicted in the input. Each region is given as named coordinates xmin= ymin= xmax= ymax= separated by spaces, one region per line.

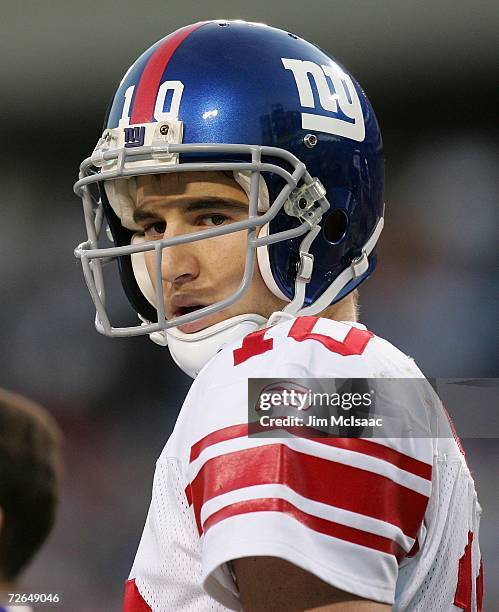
xmin=124 ymin=317 xmax=483 ymax=611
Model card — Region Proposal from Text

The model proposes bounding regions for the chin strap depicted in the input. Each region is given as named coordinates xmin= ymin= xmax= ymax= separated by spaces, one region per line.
xmin=283 ymin=225 xmax=322 ymax=315
xmin=285 ymin=216 xmax=385 ymax=316
xmin=148 ymin=313 xmax=267 ymax=378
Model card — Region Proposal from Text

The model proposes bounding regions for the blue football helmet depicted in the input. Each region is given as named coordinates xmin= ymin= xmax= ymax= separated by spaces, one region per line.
xmin=74 ymin=20 xmax=384 ymax=376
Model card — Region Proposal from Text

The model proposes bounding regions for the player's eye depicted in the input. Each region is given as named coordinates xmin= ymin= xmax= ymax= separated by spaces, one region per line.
xmin=144 ymin=221 xmax=166 ymax=237
xmin=200 ymin=213 xmax=230 ymax=227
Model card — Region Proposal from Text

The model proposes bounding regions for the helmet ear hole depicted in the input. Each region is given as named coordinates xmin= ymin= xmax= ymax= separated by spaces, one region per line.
xmin=323 ymin=209 xmax=349 ymax=244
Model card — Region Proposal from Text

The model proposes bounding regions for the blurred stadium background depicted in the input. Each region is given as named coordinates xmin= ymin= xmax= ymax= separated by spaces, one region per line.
xmin=1 ymin=1 xmax=497 ymax=609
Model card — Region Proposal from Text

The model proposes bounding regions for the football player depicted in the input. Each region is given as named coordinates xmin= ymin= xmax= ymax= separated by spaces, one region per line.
xmin=74 ymin=21 xmax=483 ymax=611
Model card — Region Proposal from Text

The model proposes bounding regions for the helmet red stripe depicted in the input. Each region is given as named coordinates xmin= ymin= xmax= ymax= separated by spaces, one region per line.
xmin=130 ymin=21 xmax=207 ymax=124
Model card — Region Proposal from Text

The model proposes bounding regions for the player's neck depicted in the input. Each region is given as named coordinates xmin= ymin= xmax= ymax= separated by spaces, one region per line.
xmin=320 ymin=290 xmax=359 ymax=323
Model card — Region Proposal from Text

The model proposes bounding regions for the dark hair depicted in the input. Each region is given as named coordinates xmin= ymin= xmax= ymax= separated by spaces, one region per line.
xmin=0 ymin=388 xmax=62 ymax=582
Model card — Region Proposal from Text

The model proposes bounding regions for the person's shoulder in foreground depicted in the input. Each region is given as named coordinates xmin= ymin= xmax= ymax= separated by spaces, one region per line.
xmin=73 ymin=19 xmax=483 ymax=612
xmin=0 ymin=388 xmax=62 ymax=611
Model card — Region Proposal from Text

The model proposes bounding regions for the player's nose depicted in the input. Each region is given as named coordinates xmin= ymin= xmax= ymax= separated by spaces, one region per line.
xmin=160 ymin=224 xmax=200 ymax=286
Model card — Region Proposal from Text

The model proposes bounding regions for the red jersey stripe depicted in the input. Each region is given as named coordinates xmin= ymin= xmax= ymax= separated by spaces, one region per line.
xmin=185 ymin=483 xmax=193 ymax=507
xmin=318 ymin=438 xmax=432 ymax=481
xmin=123 ymin=578 xmax=152 ymax=612
xmin=204 ymin=497 xmax=407 ymax=560
xmin=189 ymin=422 xmax=432 ymax=481
xmin=476 ymin=559 xmax=484 ymax=612
xmin=130 ymin=22 xmax=206 ymax=124
xmin=190 ymin=423 xmax=248 ymax=462
xmin=190 ymin=444 xmax=429 ymax=539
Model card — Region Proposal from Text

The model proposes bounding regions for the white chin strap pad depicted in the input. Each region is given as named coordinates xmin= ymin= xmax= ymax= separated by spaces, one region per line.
xmin=152 ymin=314 xmax=267 ymax=378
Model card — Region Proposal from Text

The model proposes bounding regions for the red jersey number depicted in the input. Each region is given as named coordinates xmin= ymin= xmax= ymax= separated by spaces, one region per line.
xmin=233 ymin=316 xmax=373 ymax=366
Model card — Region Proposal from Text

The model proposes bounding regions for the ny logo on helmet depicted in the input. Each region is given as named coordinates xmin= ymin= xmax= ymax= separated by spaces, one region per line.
xmin=282 ymin=58 xmax=365 ymax=142
xmin=124 ymin=126 xmax=145 ymax=148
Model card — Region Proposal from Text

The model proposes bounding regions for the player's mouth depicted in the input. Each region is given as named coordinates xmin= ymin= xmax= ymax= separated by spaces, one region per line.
xmin=170 ymin=296 xmax=216 ymax=333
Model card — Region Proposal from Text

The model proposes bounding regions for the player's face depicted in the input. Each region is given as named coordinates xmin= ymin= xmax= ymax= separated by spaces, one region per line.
xmin=133 ymin=171 xmax=286 ymax=332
